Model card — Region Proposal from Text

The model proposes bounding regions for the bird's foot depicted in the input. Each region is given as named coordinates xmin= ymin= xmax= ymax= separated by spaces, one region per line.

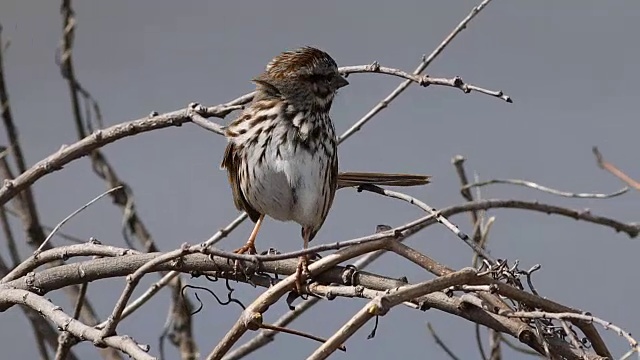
xmin=233 ymin=242 xmax=257 ymax=255
xmin=294 ymin=255 xmax=311 ymax=294
xmin=232 ymin=242 xmax=258 ymax=278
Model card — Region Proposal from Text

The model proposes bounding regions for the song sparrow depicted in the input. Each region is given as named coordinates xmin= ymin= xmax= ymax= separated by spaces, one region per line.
xmin=221 ymin=47 xmax=429 ymax=292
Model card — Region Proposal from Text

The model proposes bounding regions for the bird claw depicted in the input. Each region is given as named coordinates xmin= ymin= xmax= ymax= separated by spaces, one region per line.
xmin=233 ymin=243 xmax=257 ymax=255
xmin=232 ymin=243 xmax=257 ymax=279
xmin=294 ymin=255 xmax=311 ymax=294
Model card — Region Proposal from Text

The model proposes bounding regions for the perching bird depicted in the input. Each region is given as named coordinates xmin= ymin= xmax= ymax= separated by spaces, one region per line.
xmin=221 ymin=47 xmax=429 ymax=292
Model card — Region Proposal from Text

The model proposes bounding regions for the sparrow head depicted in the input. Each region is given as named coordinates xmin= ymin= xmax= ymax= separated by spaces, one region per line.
xmin=253 ymin=46 xmax=349 ymax=108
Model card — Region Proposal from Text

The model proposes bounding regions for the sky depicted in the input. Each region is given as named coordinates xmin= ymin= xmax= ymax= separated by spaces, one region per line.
xmin=1 ymin=0 xmax=639 ymax=359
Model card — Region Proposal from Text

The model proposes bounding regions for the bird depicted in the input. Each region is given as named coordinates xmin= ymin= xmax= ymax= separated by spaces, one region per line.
xmin=221 ymin=46 xmax=429 ymax=292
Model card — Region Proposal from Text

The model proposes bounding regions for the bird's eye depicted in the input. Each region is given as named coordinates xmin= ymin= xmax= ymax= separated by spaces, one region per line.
xmin=309 ymin=74 xmax=331 ymax=84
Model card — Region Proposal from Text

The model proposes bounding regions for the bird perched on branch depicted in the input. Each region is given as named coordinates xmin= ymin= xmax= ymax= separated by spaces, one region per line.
xmin=221 ymin=46 xmax=429 ymax=292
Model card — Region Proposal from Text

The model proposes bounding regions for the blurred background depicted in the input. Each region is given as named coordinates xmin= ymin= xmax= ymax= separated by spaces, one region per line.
xmin=1 ymin=0 xmax=639 ymax=358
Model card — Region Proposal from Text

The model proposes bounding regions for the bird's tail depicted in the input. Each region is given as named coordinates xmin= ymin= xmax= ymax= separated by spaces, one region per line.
xmin=337 ymin=172 xmax=431 ymax=189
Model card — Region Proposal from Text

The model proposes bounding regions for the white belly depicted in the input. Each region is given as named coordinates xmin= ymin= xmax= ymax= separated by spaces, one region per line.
xmin=241 ymin=135 xmax=330 ymax=228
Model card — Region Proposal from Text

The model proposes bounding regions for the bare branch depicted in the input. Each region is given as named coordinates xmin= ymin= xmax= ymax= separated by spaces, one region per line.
xmin=503 ymin=310 xmax=639 ymax=358
xmin=54 ymin=281 xmax=89 ymax=360
xmin=356 ymin=184 xmax=495 ymax=261
xmin=168 ymin=276 xmax=198 ymax=360
xmin=2 ymin=241 xmax=139 ymax=282
xmin=0 ymin=239 xmax=601 ymax=359
xmin=593 ymin=146 xmax=640 ymax=191
xmin=338 ymin=0 xmax=498 ymax=143
xmin=0 ymin=28 xmax=44 ymax=247
xmin=427 ymin=322 xmax=462 ymax=360
xmin=223 ymin=226 xmax=396 ymax=360
xmin=94 ymin=213 xmax=247 ymax=328
xmin=462 ymin=178 xmax=629 ymax=199
xmin=307 ymin=268 xmax=479 ymax=359
xmin=0 ymin=99 xmax=241 ymax=207
xmin=205 ymin=239 xmax=391 ymax=360
xmin=339 ymin=64 xmax=511 ymax=102
xmin=0 ymin=205 xmax=70 ymax=360
xmin=2 ymin=288 xmax=154 ymax=360
xmin=37 ymin=186 xmax=122 ymax=253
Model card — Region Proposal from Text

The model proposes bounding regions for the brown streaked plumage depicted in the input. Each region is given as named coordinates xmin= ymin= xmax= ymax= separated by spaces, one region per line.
xmin=221 ymin=47 xmax=429 ymax=292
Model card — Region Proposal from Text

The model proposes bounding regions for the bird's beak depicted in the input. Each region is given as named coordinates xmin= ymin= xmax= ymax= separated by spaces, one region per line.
xmin=335 ymin=76 xmax=349 ymax=89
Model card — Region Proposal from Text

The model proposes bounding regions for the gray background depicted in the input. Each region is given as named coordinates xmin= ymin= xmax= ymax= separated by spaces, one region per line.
xmin=1 ymin=0 xmax=639 ymax=359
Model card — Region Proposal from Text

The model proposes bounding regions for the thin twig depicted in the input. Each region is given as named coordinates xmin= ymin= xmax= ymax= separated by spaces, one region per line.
xmin=0 ymin=27 xmax=44 ymax=247
xmin=338 ymin=0 xmax=498 ymax=143
xmin=476 ymin=324 xmax=488 ymax=360
xmin=462 ymin=178 xmax=629 ymax=199
xmin=502 ymin=311 xmax=638 ymax=358
xmin=357 ymin=184 xmax=495 ymax=262
xmin=259 ymin=323 xmax=346 ymax=352
xmin=427 ymin=322 xmax=461 ymax=360
xmin=0 ymin=205 xmax=20 ymax=266
xmin=592 ymin=146 xmax=640 ymax=191
xmin=3 ymin=205 xmax=87 ymax=243
xmin=500 ymin=334 xmax=542 ymax=356
xmin=559 ymin=320 xmax=587 ymax=359
xmin=36 ymin=186 xmax=122 ymax=253
xmin=98 ymin=212 xmax=249 ymax=336
xmin=339 ymin=64 xmax=511 ymax=102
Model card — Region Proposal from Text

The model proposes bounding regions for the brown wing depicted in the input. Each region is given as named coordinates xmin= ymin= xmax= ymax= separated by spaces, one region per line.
xmin=337 ymin=172 xmax=431 ymax=189
xmin=221 ymin=142 xmax=262 ymax=222
xmin=304 ymin=150 xmax=339 ymax=242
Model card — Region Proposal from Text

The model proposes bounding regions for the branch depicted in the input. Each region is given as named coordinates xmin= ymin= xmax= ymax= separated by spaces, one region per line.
xmin=307 ymin=268 xmax=479 ymax=359
xmin=0 ymin=100 xmax=237 ymax=206
xmin=205 ymin=239 xmax=391 ymax=360
xmin=340 ymin=64 xmax=511 ymax=102
xmin=356 ymin=184 xmax=494 ymax=261
xmin=592 ymin=146 xmax=640 ymax=191
xmin=0 ymin=34 xmax=112 ymax=357
xmin=0 ymin=28 xmax=44 ymax=247
xmin=94 ymin=214 xmax=247 ymax=329
xmin=0 ymin=61 xmax=501 ymax=209
xmin=338 ymin=0 xmax=498 ymax=143
xmin=0 ymin=240 xmax=599 ymax=359
xmin=427 ymin=322 xmax=461 ymax=360
xmin=0 ymin=207 xmax=78 ymax=360
xmin=2 ymin=288 xmax=154 ymax=360
xmin=386 ymin=240 xmax=611 ymax=359
xmin=440 ymin=199 xmax=638 ymax=238
xmin=223 ymin=226 xmax=395 ymax=360
xmin=502 ymin=310 xmax=638 ymax=358
xmin=462 ymin=178 xmax=628 ymax=199
xmin=36 ymin=186 xmax=122 ymax=253
xmin=4 ymin=196 xmax=636 ymax=289
xmin=3 ymin=241 xmax=140 ymax=283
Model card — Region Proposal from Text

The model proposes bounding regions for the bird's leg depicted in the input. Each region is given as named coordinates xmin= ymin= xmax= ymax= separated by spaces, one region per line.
xmin=295 ymin=230 xmax=312 ymax=294
xmin=234 ymin=214 xmax=264 ymax=255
